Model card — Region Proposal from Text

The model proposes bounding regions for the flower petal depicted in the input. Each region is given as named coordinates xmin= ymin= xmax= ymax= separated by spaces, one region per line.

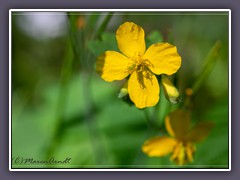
xmin=186 ymin=122 xmax=214 ymax=142
xmin=142 ymin=136 xmax=177 ymax=157
xmin=165 ymin=116 xmax=175 ymax=137
xmin=128 ymin=70 xmax=159 ymax=109
xmin=96 ymin=51 xmax=132 ymax=82
xmin=116 ymin=22 xmax=146 ymax=58
xmin=165 ymin=109 xmax=191 ymax=139
xmin=143 ymin=43 xmax=181 ymax=75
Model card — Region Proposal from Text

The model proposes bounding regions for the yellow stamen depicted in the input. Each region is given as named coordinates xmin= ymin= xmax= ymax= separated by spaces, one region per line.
xmin=171 ymin=141 xmax=195 ymax=165
xmin=185 ymin=143 xmax=196 ymax=163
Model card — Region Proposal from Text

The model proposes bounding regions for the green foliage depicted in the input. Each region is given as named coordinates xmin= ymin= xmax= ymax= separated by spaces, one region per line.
xmin=12 ymin=73 xmax=229 ymax=168
xmin=87 ymin=32 xmax=119 ymax=57
xmin=12 ymin=12 xmax=229 ymax=169
xmin=146 ymin=30 xmax=164 ymax=47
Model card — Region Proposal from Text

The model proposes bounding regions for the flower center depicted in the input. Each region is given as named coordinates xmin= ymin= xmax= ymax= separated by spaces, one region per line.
xmin=127 ymin=55 xmax=153 ymax=75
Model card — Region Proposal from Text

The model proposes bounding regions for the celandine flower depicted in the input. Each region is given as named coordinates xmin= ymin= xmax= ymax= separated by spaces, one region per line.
xmin=96 ymin=22 xmax=181 ymax=108
xmin=142 ymin=109 xmax=214 ymax=165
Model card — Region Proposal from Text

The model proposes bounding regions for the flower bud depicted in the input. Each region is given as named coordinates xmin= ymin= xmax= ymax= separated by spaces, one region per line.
xmin=161 ymin=75 xmax=180 ymax=104
xmin=118 ymin=81 xmax=128 ymax=98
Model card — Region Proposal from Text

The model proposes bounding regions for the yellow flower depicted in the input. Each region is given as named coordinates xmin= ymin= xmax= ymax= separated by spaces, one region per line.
xmin=142 ymin=109 xmax=214 ymax=165
xmin=96 ymin=22 xmax=182 ymax=108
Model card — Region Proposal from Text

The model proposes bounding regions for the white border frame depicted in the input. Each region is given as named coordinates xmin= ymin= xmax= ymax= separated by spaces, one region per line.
xmin=9 ymin=9 xmax=231 ymax=171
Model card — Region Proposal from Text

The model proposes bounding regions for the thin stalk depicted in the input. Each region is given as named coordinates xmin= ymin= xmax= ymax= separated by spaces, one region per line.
xmin=46 ymin=37 xmax=74 ymax=159
xmin=84 ymin=12 xmax=114 ymax=69
xmin=143 ymin=108 xmax=160 ymax=131
xmin=77 ymin=12 xmax=114 ymax=164
xmin=45 ymin=14 xmax=77 ymax=160
xmin=73 ymin=12 xmax=114 ymax=165
xmin=192 ymin=41 xmax=222 ymax=93
xmin=81 ymin=72 xmax=105 ymax=164
xmin=94 ymin=12 xmax=113 ymax=39
xmin=143 ymin=109 xmax=154 ymax=128
xmin=46 ymin=12 xmax=113 ymax=165
xmin=79 ymin=13 xmax=114 ymax=164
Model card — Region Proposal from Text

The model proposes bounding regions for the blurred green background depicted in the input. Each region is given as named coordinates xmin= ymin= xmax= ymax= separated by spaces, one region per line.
xmin=11 ymin=11 xmax=229 ymax=168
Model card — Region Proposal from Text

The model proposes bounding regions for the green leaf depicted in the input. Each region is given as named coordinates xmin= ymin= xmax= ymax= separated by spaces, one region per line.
xmin=146 ymin=30 xmax=164 ymax=47
xmin=87 ymin=32 xmax=118 ymax=57
xmin=192 ymin=41 xmax=222 ymax=93
xmin=192 ymin=99 xmax=228 ymax=167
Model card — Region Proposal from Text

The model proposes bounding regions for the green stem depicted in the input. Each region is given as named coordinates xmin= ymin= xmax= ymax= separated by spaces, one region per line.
xmin=143 ymin=108 xmax=160 ymax=131
xmin=85 ymin=13 xmax=101 ymax=37
xmin=81 ymin=72 xmax=105 ymax=164
xmin=46 ymin=37 xmax=74 ymax=160
xmin=45 ymin=14 xmax=78 ymax=160
xmin=67 ymin=13 xmax=85 ymax=69
xmin=94 ymin=12 xmax=113 ymax=39
xmin=192 ymin=41 xmax=222 ymax=93
xmin=45 ymin=12 xmax=114 ymax=165
xmin=72 ymin=12 xmax=113 ymax=164
xmin=143 ymin=109 xmax=153 ymax=128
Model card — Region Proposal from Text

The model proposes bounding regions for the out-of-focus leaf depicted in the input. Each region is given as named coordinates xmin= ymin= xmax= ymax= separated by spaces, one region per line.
xmin=146 ymin=30 xmax=163 ymax=47
xmin=192 ymin=41 xmax=222 ymax=93
xmin=192 ymin=98 xmax=228 ymax=167
xmin=87 ymin=32 xmax=118 ymax=57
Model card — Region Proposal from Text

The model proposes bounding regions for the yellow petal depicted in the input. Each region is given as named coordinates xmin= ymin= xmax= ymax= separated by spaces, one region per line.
xmin=128 ymin=70 xmax=159 ymax=109
xmin=142 ymin=136 xmax=177 ymax=157
xmin=165 ymin=109 xmax=191 ymax=139
xmin=161 ymin=75 xmax=180 ymax=104
xmin=165 ymin=116 xmax=175 ymax=137
xmin=116 ymin=22 xmax=146 ymax=58
xmin=186 ymin=121 xmax=214 ymax=142
xmin=96 ymin=51 xmax=132 ymax=82
xmin=143 ymin=43 xmax=181 ymax=75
